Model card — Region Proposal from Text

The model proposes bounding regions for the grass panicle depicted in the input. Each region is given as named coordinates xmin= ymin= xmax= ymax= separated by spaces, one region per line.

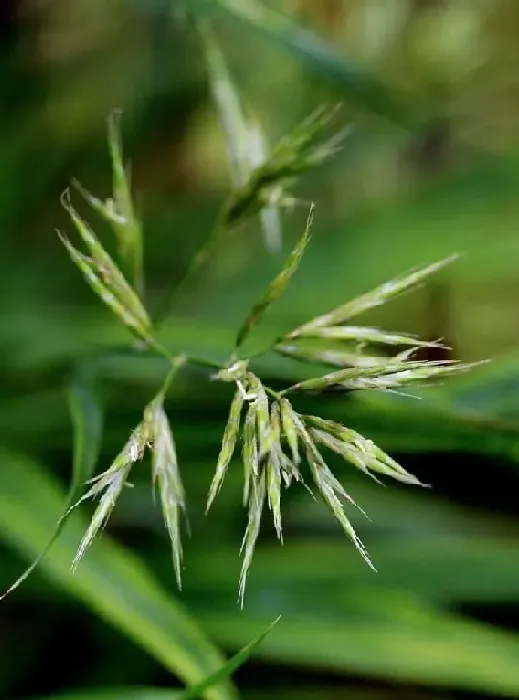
xmin=221 ymin=105 xmax=348 ymax=229
xmin=200 ymin=21 xmax=282 ymax=253
xmin=52 ymin=111 xmax=484 ymax=608
xmin=70 ymin=359 xmax=188 ymax=587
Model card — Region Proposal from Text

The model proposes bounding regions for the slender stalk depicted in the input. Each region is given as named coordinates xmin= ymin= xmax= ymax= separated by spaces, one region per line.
xmin=155 ymin=216 xmax=227 ymax=328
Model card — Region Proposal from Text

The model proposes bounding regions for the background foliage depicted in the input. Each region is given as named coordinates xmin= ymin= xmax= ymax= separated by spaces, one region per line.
xmin=2 ymin=1 xmax=519 ymax=698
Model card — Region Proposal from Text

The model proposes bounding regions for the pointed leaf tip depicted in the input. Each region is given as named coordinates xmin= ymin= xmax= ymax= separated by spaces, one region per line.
xmin=235 ymin=203 xmax=314 ymax=349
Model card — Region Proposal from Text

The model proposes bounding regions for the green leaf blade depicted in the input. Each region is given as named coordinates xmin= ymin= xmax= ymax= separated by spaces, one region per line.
xmin=0 ymin=374 xmax=102 ymax=601
xmin=235 ymin=204 xmax=314 ymax=349
xmin=0 ymin=451 xmax=237 ymax=700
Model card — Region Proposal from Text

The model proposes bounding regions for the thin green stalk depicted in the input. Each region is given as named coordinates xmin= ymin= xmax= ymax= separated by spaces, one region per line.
xmin=264 ymin=385 xmax=283 ymax=400
xmin=155 ymin=216 xmax=227 ymax=328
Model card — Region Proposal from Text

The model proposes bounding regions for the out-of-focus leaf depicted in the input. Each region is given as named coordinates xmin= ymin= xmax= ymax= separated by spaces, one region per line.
xmin=0 ymin=451 xmax=237 ymax=700
xmin=332 ymin=389 xmax=519 ymax=460
xmin=192 ymin=0 xmax=413 ymax=124
xmin=198 ymin=21 xmax=250 ymax=189
xmin=34 ymin=616 xmax=278 ymax=700
xmin=0 ymin=375 xmax=102 ymax=600
xmin=36 ymin=691 xmax=176 ymax=700
xmin=36 ymin=688 xmax=389 ymax=700
xmin=184 ymin=531 xmax=519 ymax=606
xmin=179 ymin=616 xmax=279 ymax=699
xmin=192 ymin=589 xmax=519 ymax=696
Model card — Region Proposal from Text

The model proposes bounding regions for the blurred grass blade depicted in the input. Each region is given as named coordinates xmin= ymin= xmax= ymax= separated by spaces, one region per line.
xmin=235 ymin=204 xmax=313 ymax=349
xmin=34 ymin=691 xmax=179 ymax=700
xmin=160 ymin=107 xmax=338 ymax=319
xmin=246 ymin=119 xmax=283 ymax=254
xmin=36 ymin=616 xmax=278 ymax=699
xmin=200 ymin=23 xmax=282 ymax=253
xmin=194 ymin=593 xmax=519 ymax=697
xmin=51 ymin=617 xmax=278 ymax=700
xmin=0 ymin=374 xmax=102 ymax=601
xmin=193 ymin=0 xmax=411 ymax=124
xmin=290 ymin=255 xmax=459 ymax=336
xmin=179 ymin=616 xmax=280 ymax=699
xmin=199 ymin=21 xmax=249 ymax=188
xmin=0 ymin=451 xmax=237 ymax=700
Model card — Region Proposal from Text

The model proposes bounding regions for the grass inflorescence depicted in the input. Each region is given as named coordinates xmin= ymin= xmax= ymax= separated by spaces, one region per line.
xmin=58 ymin=110 xmax=478 ymax=601
xmin=1 ymin=32 xmax=484 ymax=604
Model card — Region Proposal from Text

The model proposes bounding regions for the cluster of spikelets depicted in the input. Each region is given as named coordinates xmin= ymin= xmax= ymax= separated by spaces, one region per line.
xmin=206 ymin=360 xmax=416 ymax=604
xmin=204 ymin=247 xmax=481 ymax=603
xmin=37 ymin=101 xmax=482 ymax=607
xmin=67 ymin=359 xmax=187 ymax=588
xmin=0 ymin=28 xmax=483 ymax=608
xmin=46 ymin=103 xmax=373 ymax=595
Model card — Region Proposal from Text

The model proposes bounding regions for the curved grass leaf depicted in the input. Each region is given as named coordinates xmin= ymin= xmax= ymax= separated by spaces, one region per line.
xmin=183 ymin=521 xmax=519 ymax=599
xmin=191 ymin=591 xmax=519 ymax=697
xmin=0 ymin=374 xmax=102 ymax=600
xmin=179 ymin=615 xmax=279 ymax=699
xmin=0 ymin=451 xmax=237 ymax=700
xmin=35 ymin=617 xmax=279 ymax=700
xmin=198 ymin=21 xmax=249 ymax=189
xmin=36 ymin=692 xmax=176 ymax=700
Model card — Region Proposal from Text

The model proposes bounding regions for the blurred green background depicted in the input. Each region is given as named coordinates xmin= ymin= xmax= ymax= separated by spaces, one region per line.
xmin=3 ymin=1 xmax=519 ymax=699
